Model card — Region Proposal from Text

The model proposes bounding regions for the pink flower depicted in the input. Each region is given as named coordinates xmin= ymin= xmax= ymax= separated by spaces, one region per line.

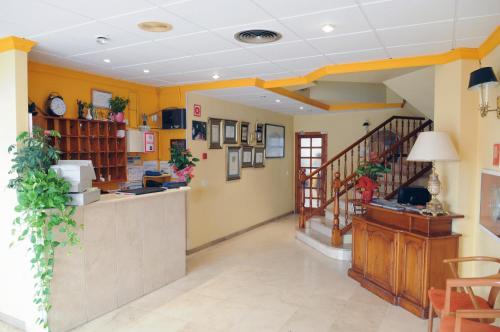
xmin=44 ymin=130 xmax=51 ymax=136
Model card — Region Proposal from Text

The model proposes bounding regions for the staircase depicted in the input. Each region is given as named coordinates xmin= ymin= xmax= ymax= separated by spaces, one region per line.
xmin=296 ymin=116 xmax=433 ymax=260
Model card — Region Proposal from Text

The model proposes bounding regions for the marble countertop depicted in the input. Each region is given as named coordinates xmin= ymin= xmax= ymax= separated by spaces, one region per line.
xmin=92 ymin=186 xmax=190 ymax=205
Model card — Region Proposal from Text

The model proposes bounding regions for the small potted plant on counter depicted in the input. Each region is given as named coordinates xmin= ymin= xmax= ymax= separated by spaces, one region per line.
xmin=108 ymin=96 xmax=129 ymax=123
xmin=169 ymin=148 xmax=199 ymax=184
xmin=356 ymin=152 xmax=391 ymax=203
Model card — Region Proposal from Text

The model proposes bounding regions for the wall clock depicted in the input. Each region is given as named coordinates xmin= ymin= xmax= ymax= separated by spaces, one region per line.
xmin=46 ymin=92 xmax=66 ymax=117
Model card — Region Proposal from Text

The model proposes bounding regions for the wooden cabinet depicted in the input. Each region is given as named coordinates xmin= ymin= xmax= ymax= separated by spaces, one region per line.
xmin=348 ymin=205 xmax=462 ymax=318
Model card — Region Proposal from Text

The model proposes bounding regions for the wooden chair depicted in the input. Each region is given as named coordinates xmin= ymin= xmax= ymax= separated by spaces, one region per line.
xmin=428 ymin=256 xmax=500 ymax=332
xmin=439 ymin=278 xmax=500 ymax=331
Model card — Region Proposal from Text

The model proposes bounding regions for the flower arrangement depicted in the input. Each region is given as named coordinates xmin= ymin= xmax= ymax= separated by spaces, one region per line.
xmin=356 ymin=152 xmax=391 ymax=203
xmin=169 ymin=148 xmax=199 ymax=183
xmin=108 ymin=96 xmax=129 ymax=122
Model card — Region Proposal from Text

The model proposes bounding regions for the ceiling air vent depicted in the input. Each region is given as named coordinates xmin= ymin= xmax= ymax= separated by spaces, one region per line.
xmin=234 ymin=29 xmax=282 ymax=44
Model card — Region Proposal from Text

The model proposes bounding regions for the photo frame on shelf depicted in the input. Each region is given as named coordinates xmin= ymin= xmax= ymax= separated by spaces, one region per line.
xmin=208 ymin=118 xmax=222 ymax=149
xmin=223 ymin=120 xmax=238 ymax=144
xmin=241 ymin=146 xmax=253 ymax=168
xmin=240 ymin=122 xmax=250 ymax=145
xmin=253 ymin=147 xmax=265 ymax=168
xmin=227 ymin=146 xmax=241 ymax=181
xmin=265 ymin=123 xmax=285 ymax=158
xmin=255 ymin=123 xmax=264 ymax=145
xmin=192 ymin=120 xmax=207 ymax=141
xmin=91 ymin=89 xmax=112 ymax=109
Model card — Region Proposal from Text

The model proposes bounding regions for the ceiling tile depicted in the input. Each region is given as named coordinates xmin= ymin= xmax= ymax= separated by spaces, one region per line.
xmin=455 ymin=36 xmax=486 ymax=48
xmin=456 ymin=0 xmax=500 ymax=19
xmin=229 ymin=62 xmax=287 ymax=76
xmin=377 ymin=20 xmax=453 ymax=47
xmin=1 ymin=0 xmax=92 ymax=37
xmin=32 ymin=22 xmax=145 ymax=57
xmin=308 ymin=31 xmax=381 ymax=54
xmin=327 ymin=48 xmax=387 ymax=63
xmin=154 ymin=67 xmax=241 ymax=83
xmin=280 ymin=6 xmax=370 ymax=39
xmin=115 ymin=55 xmax=215 ymax=77
xmin=70 ymin=41 xmax=191 ymax=67
xmin=156 ymin=31 xmax=240 ymax=55
xmin=103 ymin=7 xmax=204 ymax=40
xmin=275 ymin=55 xmax=331 ymax=71
xmin=258 ymin=72 xmax=294 ymax=80
xmin=361 ymin=0 xmax=455 ymax=29
xmin=247 ymin=41 xmax=321 ymax=61
xmin=387 ymin=40 xmax=452 ymax=58
xmin=251 ymin=0 xmax=355 ymax=18
xmin=193 ymin=49 xmax=267 ymax=67
xmin=42 ymin=0 xmax=156 ymax=20
xmin=165 ymin=0 xmax=273 ymax=29
xmin=455 ymin=15 xmax=500 ymax=40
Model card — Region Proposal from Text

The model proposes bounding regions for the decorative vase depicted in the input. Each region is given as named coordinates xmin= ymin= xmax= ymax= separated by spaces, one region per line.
xmin=109 ymin=112 xmax=115 ymax=121
xmin=115 ymin=112 xmax=124 ymax=123
xmin=361 ymin=190 xmax=374 ymax=204
xmin=85 ymin=108 xmax=93 ymax=120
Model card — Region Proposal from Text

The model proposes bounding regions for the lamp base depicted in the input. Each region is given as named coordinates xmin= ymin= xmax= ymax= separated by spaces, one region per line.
xmin=421 ymin=197 xmax=448 ymax=217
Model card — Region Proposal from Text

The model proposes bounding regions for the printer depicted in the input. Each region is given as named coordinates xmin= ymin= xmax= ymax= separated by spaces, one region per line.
xmin=51 ymin=160 xmax=100 ymax=206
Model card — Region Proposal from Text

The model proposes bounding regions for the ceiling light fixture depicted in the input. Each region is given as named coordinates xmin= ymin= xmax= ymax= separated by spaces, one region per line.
xmin=143 ymin=69 xmax=150 ymax=74
xmin=212 ymin=74 xmax=220 ymax=80
xmin=275 ymin=99 xmax=281 ymax=103
xmin=321 ymin=24 xmax=336 ymax=33
xmin=138 ymin=21 xmax=173 ymax=32
xmin=299 ymin=106 xmax=304 ymax=110
xmin=96 ymin=36 xmax=110 ymax=45
xmin=103 ymin=59 xmax=111 ymax=63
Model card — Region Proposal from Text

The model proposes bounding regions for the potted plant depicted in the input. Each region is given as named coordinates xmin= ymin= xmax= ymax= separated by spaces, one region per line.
xmin=8 ymin=128 xmax=80 ymax=331
xmin=356 ymin=152 xmax=391 ymax=203
xmin=169 ymin=148 xmax=199 ymax=183
xmin=108 ymin=96 xmax=129 ymax=123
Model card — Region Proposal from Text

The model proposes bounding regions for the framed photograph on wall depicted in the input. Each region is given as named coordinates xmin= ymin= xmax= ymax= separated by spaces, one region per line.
xmin=265 ymin=124 xmax=285 ymax=158
xmin=223 ymin=120 xmax=238 ymax=144
xmin=240 ymin=122 xmax=250 ymax=145
xmin=241 ymin=146 xmax=253 ymax=168
xmin=208 ymin=118 xmax=222 ymax=149
xmin=479 ymin=169 xmax=500 ymax=238
xmin=253 ymin=147 xmax=265 ymax=168
xmin=255 ymin=123 xmax=264 ymax=145
xmin=170 ymin=139 xmax=186 ymax=152
xmin=91 ymin=89 xmax=112 ymax=109
xmin=227 ymin=146 xmax=241 ymax=181
xmin=192 ymin=120 xmax=207 ymax=141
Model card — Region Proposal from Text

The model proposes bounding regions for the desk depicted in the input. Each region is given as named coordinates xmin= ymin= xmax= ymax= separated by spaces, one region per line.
xmin=348 ymin=204 xmax=463 ymax=318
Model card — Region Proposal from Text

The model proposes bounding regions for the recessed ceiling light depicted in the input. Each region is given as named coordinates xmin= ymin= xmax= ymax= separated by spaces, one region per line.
xmin=138 ymin=21 xmax=173 ymax=32
xmin=321 ymin=24 xmax=336 ymax=33
xmin=275 ymin=99 xmax=281 ymax=103
xmin=212 ymin=74 xmax=220 ymax=80
xmin=96 ymin=36 xmax=110 ymax=45
xmin=300 ymin=106 xmax=304 ymax=110
xmin=103 ymin=59 xmax=111 ymax=63
xmin=143 ymin=69 xmax=150 ymax=74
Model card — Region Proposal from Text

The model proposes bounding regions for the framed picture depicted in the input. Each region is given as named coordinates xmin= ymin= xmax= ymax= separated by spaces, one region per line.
xmin=265 ymin=124 xmax=285 ymax=158
xmin=223 ymin=120 xmax=237 ymax=144
xmin=192 ymin=120 xmax=207 ymax=141
xmin=241 ymin=146 xmax=253 ymax=168
xmin=226 ymin=146 xmax=241 ymax=181
xmin=240 ymin=122 xmax=250 ymax=145
xmin=170 ymin=139 xmax=186 ymax=152
xmin=479 ymin=169 xmax=500 ymax=237
xmin=253 ymin=147 xmax=265 ymax=168
xmin=494 ymin=143 xmax=500 ymax=167
xmin=255 ymin=123 xmax=264 ymax=145
xmin=91 ymin=89 xmax=112 ymax=109
xmin=208 ymin=118 xmax=222 ymax=149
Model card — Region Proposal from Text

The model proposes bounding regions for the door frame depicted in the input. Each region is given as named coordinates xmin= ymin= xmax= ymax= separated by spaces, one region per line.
xmin=294 ymin=132 xmax=328 ymax=213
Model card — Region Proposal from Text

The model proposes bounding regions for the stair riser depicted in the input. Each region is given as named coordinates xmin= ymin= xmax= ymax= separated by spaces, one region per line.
xmin=309 ymin=219 xmax=352 ymax=244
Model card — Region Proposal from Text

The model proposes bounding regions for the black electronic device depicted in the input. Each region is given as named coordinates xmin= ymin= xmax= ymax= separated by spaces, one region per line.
xmin=162 ymin=108 xmax=186 ymax=129
xmin=397 ymin=186 xmax=431 ymax=205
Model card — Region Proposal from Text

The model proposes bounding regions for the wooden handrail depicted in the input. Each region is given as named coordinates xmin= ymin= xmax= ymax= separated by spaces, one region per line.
xmin=302 ymin=116 xmax=426 ymax=181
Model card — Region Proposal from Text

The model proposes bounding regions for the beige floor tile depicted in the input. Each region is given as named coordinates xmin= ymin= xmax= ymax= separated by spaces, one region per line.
xmin=279 ymin=308 xmax=338 ymax=332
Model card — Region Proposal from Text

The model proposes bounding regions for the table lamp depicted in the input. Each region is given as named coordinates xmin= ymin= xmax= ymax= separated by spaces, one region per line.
xmin=407 ymin=131 xmax=459 ymax=216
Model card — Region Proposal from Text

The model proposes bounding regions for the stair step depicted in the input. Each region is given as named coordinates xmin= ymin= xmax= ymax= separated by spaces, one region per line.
xmin=295 ymin=228 xmax=351 ymax=261
xmin=309 ymin=216 xmax=352 ymax=244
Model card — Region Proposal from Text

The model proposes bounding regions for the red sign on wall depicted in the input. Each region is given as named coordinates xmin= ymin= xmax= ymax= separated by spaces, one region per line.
xmin=144 ymin=132 xmax=155 ymax=152
xmin=193 ymin=104 xmax=202 ymax=117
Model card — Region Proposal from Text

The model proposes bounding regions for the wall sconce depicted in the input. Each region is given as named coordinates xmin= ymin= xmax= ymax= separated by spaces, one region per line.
xmin=468 ymin=66 xmax=499 ymax=118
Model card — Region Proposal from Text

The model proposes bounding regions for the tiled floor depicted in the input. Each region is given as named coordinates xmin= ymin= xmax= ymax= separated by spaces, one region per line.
xmin=1 ymin=214 xmax=432 ymax=332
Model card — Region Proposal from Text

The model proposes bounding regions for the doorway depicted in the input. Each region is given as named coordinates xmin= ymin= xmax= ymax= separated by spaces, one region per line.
xmin=294 ymin=132 xmax=328 ymax=213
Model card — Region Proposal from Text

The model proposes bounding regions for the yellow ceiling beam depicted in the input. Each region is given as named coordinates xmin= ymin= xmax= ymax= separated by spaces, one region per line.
xmin=0 ymin=36 xmax=36 ymax=53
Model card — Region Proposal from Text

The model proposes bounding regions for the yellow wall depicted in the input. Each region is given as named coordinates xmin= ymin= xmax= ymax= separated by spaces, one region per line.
xmin=185 ymin=93 xmax=294 ymax=250
xmin=28 ymin=62 xmax=185 ymax=161
xmin=434 ymin=45 xmax=500 ymax=279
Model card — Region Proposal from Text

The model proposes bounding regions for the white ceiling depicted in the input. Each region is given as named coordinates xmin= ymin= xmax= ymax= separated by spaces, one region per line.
xmin=319 ymin=67 xmax=424 ymax=83
xmin=2 ymin=0 xmax=499 ymax=86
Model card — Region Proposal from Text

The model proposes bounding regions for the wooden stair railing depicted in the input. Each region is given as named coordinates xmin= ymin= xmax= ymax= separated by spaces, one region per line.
xmin=298 ymin=116 xmax=433 ymax=247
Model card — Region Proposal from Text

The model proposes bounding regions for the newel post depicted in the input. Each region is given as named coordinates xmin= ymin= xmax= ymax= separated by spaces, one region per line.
xmin=298 ymin=169 xmax=306 ymax=228
xmin=332 ymin=171 xmax=342 ymax=247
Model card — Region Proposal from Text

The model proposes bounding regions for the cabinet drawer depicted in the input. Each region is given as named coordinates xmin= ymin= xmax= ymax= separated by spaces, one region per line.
xmin=365 ymin=224 xmax=397 ymax=293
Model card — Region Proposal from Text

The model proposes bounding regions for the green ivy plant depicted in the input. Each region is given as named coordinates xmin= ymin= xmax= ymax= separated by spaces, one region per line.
xmin=8 ymin=128 xmax=80 ymax=331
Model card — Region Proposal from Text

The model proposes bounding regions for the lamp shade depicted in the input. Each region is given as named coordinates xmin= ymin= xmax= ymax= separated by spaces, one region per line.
xmin=407 ymin=131 xmax=459 ymax=162
xmin=468 ymin=67 xmax=498 ymax=90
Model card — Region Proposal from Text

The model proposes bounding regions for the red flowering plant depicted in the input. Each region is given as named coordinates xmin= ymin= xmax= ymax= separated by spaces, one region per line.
xmin=169 ymin=147 xmax=199 ymax=183
xmin=355 ymin=152 xmax=391 ymax=203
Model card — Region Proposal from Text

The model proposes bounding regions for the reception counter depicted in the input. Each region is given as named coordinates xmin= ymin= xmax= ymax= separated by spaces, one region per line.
xmin=48 ymin=188 xmax=189 ymax=332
